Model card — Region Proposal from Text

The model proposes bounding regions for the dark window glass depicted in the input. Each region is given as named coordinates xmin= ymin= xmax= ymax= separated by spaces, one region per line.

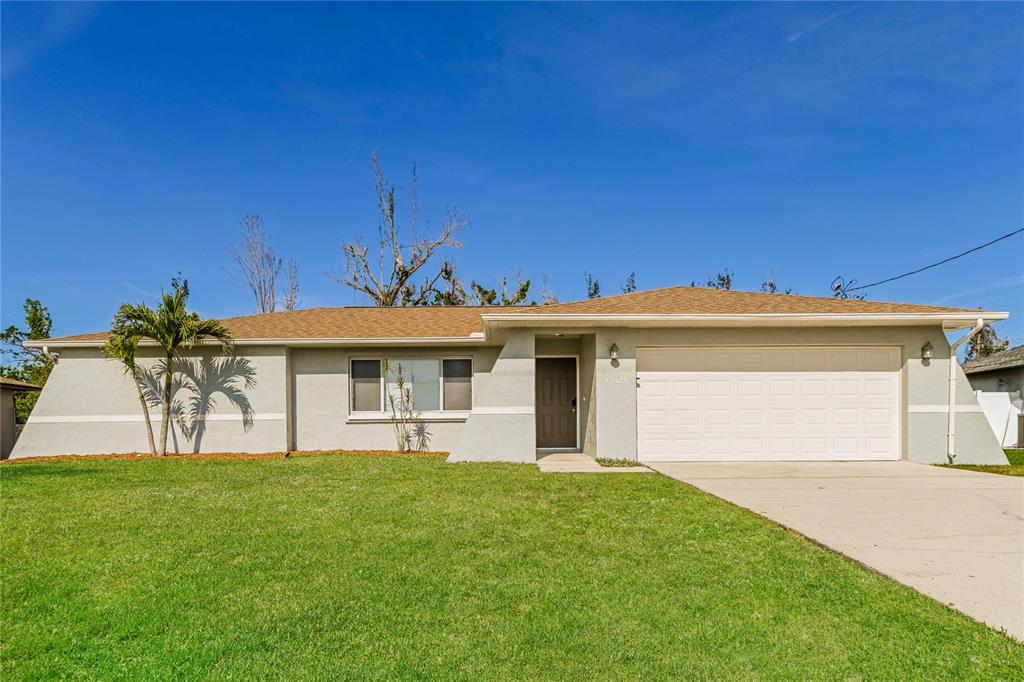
xmin=442 ymin=359 xmax=472 ymax=411
xmin=351 ymin=359 xmax=382 ymax=411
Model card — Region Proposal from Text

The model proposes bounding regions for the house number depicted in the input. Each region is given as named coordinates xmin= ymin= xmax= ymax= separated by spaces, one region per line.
xmin=604 ymin=376 xmax=629 ymax=384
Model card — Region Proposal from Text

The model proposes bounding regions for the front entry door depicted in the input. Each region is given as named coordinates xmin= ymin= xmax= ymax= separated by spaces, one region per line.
xmin=536 ymin=358 xmax=577 ymax=448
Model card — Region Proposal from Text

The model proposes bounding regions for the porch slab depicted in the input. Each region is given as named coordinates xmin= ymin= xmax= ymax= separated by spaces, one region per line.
xmin=536 ymin=451 xmax=651 ymax=474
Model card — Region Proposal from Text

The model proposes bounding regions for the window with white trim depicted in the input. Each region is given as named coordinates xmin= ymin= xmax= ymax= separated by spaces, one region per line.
xmin=349 ymin=358 xmax=472 ymax=413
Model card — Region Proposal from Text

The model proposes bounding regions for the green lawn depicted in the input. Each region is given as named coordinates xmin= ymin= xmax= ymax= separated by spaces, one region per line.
xmin=949 ymin=448 xmax=1024 ymax=477
xmin=2 ymin=455 xmax=1021 ymax=679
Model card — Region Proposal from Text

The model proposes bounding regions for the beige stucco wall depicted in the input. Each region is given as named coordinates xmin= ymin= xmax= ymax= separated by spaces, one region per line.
xmin=11 ymin=346 xmax=287 ymax=457
xmin=9 ymin=324 xmax=1008 ymax=465
xmin=290 ymin=345 xmax=499 ymax=453
xmin=589 ymin=325 xmax=1006 ymax=465
xmin=449 ymin=329 xmax=536 ymax=462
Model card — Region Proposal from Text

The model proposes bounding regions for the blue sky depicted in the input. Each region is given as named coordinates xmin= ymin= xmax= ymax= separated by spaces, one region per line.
xmin=2 ymin=2 xmax=1022 ymax=342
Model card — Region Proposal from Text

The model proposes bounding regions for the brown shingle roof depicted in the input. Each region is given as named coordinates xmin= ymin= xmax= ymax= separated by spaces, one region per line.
xmin=39 ymin=285 xmax=989 ymax=345
xmin=0 ymin=376 xmax=41 ymax=390
xmin=963 ymin=344 xmax=1024 ymax=375
xmin=502 ymin=285 xmax=978 ymax=316
xmin=44 ymin=306 xmax=490 ymax=343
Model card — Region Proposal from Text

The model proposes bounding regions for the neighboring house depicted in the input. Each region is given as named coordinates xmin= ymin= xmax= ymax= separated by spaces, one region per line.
xmin=10 ymin=286 xmax=1009 ymax=464
xmin=1 ymin=376 xmax=41 ymax=459
xmin=963 ymin=344 xmax=1024 ymax=392
xmin=964 ymin=345 xmax=1024 ymax=448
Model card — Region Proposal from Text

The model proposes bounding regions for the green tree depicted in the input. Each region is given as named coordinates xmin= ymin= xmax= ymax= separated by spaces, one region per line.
xmin=964 ymin=324 xmax=1010 ymax=362
xmin=760 ymin=273 xmax=793 ymax=295
xmin=585 ymin=274 xmax=601 ymax=299
xmin=691 ymin=270 xmax=733 ymax=290
xmin=622 ymin=272 xmax=637 ymax=294
xmin=110 ymin=278 xmax=234 ymax=455
xmin=103 ymin=320 xmax=158 ymax=454
xmin=470 ymin=275 xmax=532 ymax=306
xmin=0 ymin=298 xmax=55 ymax=422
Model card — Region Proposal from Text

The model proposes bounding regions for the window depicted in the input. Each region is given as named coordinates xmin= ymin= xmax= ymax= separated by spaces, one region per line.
xmin=386 ymin=359 xmax=440 ymax=412
xmin=349 ymin=358 xmax=472 ymax=413
xmin=351 ymin=359 xmax=382 ymax=412
xmin=442 ymin=359 xmax=472 ymax=410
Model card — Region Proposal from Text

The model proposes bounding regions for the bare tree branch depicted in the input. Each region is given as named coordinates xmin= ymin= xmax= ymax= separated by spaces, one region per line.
xmin=232 ymin=214 xmax=282 ymax=313
xmin=283 ymin=259 xmax=300 ymax=310
xmin=337 ymin=155 xmax=465 ymax=306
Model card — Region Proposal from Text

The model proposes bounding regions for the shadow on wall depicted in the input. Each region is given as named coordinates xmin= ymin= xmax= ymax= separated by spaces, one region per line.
xmin=139 ymin=357 xmax=257 ymax=453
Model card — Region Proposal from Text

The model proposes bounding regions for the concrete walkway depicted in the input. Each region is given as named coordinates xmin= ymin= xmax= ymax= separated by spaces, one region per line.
xmin=649 ymin=461 xmax=1024 ymax=641
xmin=537 ymin=451 xmax=650 ymax=474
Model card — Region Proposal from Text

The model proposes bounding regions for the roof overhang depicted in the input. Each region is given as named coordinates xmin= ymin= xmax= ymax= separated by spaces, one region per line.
xmin=25 ymin=311 xmax=1009 ymax=349
xmin=482 ymin=311 xmax=1010 ymax=332
xmin=24 ymin=335 xmax=489 ymax=350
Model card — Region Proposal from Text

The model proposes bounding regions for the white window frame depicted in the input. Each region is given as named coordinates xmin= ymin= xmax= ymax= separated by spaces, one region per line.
xmin=347 ymin=355 xmax=474 ymax=423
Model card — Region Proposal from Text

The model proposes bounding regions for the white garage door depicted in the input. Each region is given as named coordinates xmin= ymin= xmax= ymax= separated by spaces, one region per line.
xmin=637 ymin=346 xmax=900 ymax=462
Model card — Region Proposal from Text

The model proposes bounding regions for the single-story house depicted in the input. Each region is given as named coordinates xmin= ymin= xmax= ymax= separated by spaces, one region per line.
xmin=964 ymin=344 xmax=1024 ymax=448
xmin=964 ymin=344 xmax=1024 ymax=393
xmin=1 ymin=376 xmax=41 ymax=459
xmin=10 ymin=286 xmax=1009 ymax=464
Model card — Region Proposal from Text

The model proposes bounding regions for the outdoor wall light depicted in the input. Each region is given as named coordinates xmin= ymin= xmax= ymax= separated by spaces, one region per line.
xmin=609 ymin=343 xmax=619 ymax=361
xmin=921 ymin=342 xmax=934 ymax=360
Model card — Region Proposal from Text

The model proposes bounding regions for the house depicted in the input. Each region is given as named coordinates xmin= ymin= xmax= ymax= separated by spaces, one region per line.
xmin=963 ymin=344 xmax=1024 ymax=393
xmin=1 ymin=376 xmax=41 ymax=459
xmin=964 ymin=344 xmax=1024 ymax=448
xmin=10 ymin=286 xmax=1009 ymax=464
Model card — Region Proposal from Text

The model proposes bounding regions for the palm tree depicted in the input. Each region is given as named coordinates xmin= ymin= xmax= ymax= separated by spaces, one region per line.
xmin=102 ymin=324 xmax=157 ymax=454
xmin=112 ymin=278 xmax=233 ymax=455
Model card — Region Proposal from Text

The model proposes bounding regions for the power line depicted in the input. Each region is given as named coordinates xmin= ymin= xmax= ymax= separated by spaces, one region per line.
xmin=844 ymin=226 xmax=1024 ymax=293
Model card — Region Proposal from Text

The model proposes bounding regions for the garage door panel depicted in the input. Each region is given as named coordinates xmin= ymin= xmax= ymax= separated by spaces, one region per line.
xmin=637 ymin=346 xmax=900 ymax=462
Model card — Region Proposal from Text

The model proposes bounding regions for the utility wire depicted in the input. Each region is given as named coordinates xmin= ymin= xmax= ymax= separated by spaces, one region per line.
xmin=847 ymin=226 xmax=1024 ymax=292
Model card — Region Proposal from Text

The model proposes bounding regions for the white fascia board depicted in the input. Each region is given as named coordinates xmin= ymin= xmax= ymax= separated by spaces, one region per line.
xmin=25 ymin=336 xmax=490 ymax=350
xmin=482 ymin=311 xmax=1009 ymax=328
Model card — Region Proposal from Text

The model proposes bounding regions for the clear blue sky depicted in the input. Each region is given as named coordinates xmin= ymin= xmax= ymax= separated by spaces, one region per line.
xmin=3 ymin=2 xmax=1022 ymax=342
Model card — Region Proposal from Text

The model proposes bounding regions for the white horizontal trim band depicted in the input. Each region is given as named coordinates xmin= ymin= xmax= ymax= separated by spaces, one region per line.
xmin=347 ymin=411 xmax=469 ymax=423
xmin=907 ymin=405 xmax=984 ymax=413
xmin=28 ymin=413 xmax=286 ymax=424
xmin=470 ymin=406 xmax=535 ymax=415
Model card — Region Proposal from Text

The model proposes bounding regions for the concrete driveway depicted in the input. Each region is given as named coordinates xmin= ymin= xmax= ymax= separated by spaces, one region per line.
xmin=649 ymin=461 xmax=1024 ymax=641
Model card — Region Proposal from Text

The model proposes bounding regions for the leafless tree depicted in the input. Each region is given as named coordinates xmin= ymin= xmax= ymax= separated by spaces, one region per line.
xmin=337 ymin=154 xmax=465 ymax=306
xmin=231 ymin=215 xmax=300 ymax=313
xmin=536 ymin=274 xmax=559 ymax=305
xmin=232 ymin=215 xmax=281 ymax=313
xmin=283 ymin=259 xmax=300 ymax=311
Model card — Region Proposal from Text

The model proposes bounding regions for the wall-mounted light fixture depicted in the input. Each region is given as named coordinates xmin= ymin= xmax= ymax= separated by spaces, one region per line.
xmin=921 ymin=342 xmax=934 ymax=360
xmin=609 ymin=343 xmax=619 ymax=361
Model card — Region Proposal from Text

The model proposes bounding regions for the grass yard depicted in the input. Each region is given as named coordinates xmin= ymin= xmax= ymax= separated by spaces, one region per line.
xmin=2 ymin=455 xmax=1022 ymax=680
xmin=949 ymin=448 xmax=1024 ymax=477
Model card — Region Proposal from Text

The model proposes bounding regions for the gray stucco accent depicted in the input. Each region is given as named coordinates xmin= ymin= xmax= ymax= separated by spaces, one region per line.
xmin=10 ymin=323 xmax=1007 ymax=465
xmin=448 ymin=329 xmax=536 ymax=462
xmin=290 ymin=346 xmax=500 ymax=453
xmin=966 ymin=367 xmax=1024 ymax=393
xmin=585 ymin=325 xmax=1006 ymax=465
xmin=12 ymin=346 xmax=288 ymax=457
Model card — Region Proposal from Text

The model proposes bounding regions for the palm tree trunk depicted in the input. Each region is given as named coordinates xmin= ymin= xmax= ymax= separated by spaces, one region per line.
xmin=131 ymin=366 xmax=157 ymax=454
xmin=159 ymin=354 xmax=173 ymax=455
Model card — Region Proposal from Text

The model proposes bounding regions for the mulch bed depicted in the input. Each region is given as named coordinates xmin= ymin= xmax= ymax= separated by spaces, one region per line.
xmin=1 ymin=450 xmax=448 ymax=465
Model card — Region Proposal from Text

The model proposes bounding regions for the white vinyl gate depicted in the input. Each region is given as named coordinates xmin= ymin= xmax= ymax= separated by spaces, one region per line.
xmin=636 ymin=346 xmax=901 ymax=462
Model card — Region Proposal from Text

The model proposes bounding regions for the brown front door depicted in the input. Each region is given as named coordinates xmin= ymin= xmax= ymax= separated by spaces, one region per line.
xmin=536 ymin=358 xmax=577 ymax=448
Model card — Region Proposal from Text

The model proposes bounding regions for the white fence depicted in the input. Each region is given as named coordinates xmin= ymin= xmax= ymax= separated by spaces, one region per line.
xmin=975 ymin=391 xmax=1023 ymax=448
